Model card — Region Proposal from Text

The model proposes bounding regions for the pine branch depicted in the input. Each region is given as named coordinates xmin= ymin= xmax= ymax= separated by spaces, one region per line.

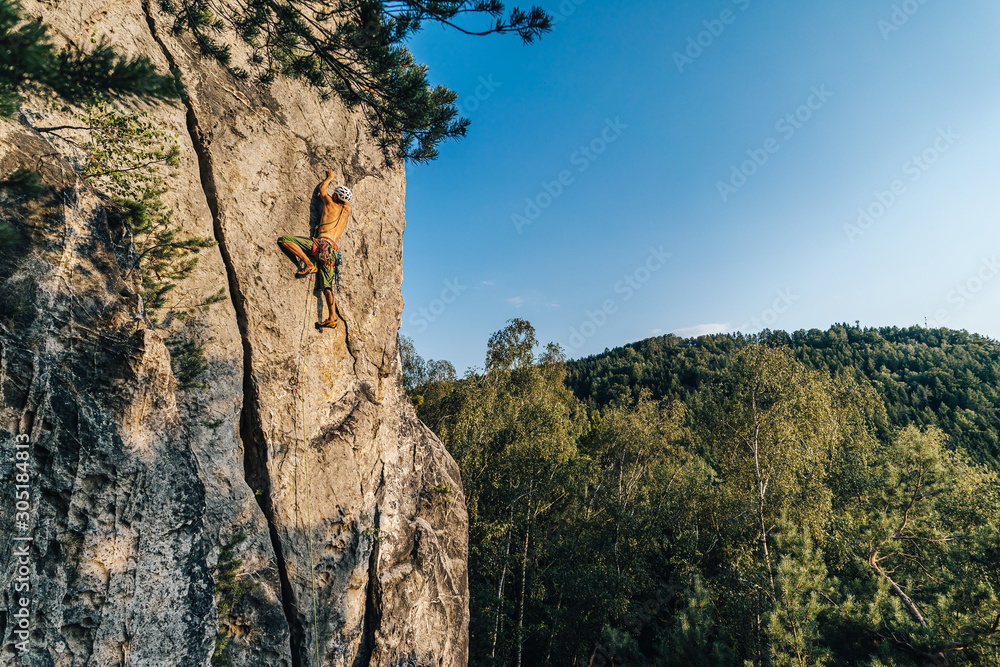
xmin=36 ymin=124 xmax=98 ymax=132
xmin=155 ymin=0 xmax=547 ymax=163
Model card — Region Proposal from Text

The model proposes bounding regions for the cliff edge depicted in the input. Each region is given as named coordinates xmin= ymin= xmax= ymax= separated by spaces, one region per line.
xmin=0 ymin=1 xmax=469 ymax=665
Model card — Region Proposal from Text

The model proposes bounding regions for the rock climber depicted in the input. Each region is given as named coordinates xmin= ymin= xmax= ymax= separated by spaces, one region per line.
xmin=278 ymin=171 xmax=352 ymax=330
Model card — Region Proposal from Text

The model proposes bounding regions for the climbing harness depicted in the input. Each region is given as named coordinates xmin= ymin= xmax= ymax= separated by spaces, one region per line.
xmin=311 ymin=237 xmax=343 ymax=291
xmin=310 ymin=204 xmax=346 ymax=291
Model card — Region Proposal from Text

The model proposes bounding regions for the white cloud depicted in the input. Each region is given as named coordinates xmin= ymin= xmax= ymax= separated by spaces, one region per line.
xmin=481 ymin=280 xmax=496 ymax=286
xmin=671 ymin=323 xmax=729 ymax=338
xmin=507 ymin=296 xmax=525 ymax=307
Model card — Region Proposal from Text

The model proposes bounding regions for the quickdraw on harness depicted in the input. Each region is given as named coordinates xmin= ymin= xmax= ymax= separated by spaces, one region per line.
xmin=311 ymin=237 xmax=343 ymax=290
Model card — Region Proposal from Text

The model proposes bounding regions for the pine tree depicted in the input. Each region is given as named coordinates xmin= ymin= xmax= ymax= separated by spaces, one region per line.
xmin=765 ymin=518 xmax=835 ymax=667
xmin=75 ymin=101 xmax=219 ymax=316
xmin=155 ymin=0 xmax=551 ymax=164
xmin=661 ymin=576 xmax=738 ymax=666
xmin=839 ymin=427 xmax=1000 ymax=665
xmin=0 ymin=0 xmax=181 ymax=115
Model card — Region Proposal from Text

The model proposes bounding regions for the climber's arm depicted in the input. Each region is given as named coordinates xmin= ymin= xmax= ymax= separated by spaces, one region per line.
xmin=319 ymin=170 xmax=335 ymax=203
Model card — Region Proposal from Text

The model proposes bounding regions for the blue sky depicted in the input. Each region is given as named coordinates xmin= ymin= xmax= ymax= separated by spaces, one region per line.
xmin=398 ymin=0 xmax=1000 ymax=373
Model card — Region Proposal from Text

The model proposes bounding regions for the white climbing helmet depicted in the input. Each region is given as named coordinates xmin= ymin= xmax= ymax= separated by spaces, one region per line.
xmin=334 ymin=185 xmax=353 ymax=203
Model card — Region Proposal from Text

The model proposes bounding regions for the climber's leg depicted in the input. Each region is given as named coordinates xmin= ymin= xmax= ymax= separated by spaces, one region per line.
xmin=312 ymin=260 xmax=337 ymax=328
xmin=277 ymin=235 xmax=315 ymax=274
xmin=317 ymin=288 xmax=337 ymax=328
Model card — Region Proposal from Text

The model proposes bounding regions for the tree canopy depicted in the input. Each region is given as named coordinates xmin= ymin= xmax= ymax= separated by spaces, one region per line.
xmin=567 ymin=325 xmax=1000 ymax=471
xmin=0 ymin=0 xmax=181 ymax=115
xmin=407 ymin=322 xmax=1000 ymax=665
xmin=157 ymin=0 xmax=551 ymax=163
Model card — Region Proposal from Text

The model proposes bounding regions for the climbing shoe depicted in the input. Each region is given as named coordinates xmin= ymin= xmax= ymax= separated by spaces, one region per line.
xmin=315 ymin=320 xmax=338 ymax=331
xmin=296 ymin=265 xmax=318 ymax=278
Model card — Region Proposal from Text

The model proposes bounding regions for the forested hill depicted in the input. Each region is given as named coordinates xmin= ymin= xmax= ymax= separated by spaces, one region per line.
xmin=407 ymin=321 xmax=1000 ymax=665
xmin=566 ymin=325 xmax=1000 ymax=469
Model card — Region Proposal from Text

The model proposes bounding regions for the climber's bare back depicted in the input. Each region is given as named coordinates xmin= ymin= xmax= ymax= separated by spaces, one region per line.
xmin=317 ymin=171 xmax=351 ymax=241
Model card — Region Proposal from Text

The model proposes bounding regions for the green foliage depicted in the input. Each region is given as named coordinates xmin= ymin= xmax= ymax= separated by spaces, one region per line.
xmin=660 ymin=576 xmax=738 ymax=666
xmin=48 ymin=40 xmax=182 ymax=104
xmin=0 ymin=167 xmax=44 ymax=324
xmin=0 ymin=219 xmax=19 ymax=246
xmin=79 ymin=101 xmax=181 ymax=197
xmin=0 ymin=168 xmax=45 ymax=247
xmin=416 ymin=322 xmax=713 ymax=664
xmin=414 ymin=323 xmax=1000 ymax=666
xmin=0 ymin=0 xmax=180 ymax=115
xmin=424 ymin=482 xmax=453 ymax=509
xmin=763 ymin=518 xmax=835 ymax=667
xmin=156 ymin=0 xmax=550 ymax=164
xmin=400 ymin=333 xmax=456 ymax=397
xmin=832 ymin=427 xmax=1000 ymax=664
xmin=77 ymin=101 xmax=218 ymax=316
xmin=166 ymin=337 xmax=209 ymax=389
xmin=212 ymin=530 xmax=258 ymax=666
xmin=0 ymin=168 xmax=46 ymax=197
xmin=427 ymin=320 xmax=588 ymax=663
xmin=569 ymin=393 xmax=703 ymax=665
xmin=707 ymin=347 xmax=842 ymax=544
xmin=567 ymin=325 xmax=1000 ymax=470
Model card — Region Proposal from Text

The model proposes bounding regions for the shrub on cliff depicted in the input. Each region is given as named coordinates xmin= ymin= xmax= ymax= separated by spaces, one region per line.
xmin=157 ymin=0 xmax=550 ymax=164
xmin=0 ymin=0 xmax=181 ymax=115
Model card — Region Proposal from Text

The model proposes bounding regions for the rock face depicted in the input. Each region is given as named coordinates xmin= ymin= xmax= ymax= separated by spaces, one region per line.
xmin=0 ymin=2 xmax=469 ymax=665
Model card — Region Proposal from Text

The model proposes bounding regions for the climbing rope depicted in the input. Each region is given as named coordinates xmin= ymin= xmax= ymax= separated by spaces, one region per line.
xmin=296 ymin=273 xmax=322 ymax=667
xmin=292 ymin=198 xmax=351 ymax=665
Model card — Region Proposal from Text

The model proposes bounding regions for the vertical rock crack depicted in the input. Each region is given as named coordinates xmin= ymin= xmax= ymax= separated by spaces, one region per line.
xmin=140 ymin=4 xmax=303 ymax=664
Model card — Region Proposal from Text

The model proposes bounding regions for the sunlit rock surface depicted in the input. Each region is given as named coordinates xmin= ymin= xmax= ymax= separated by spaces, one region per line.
xmin=0 ymin=2 xmax=468 ymax=664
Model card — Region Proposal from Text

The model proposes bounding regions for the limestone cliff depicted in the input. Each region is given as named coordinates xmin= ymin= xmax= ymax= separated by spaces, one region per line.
xmin=0 ymin=1 xmax=469 ymax=665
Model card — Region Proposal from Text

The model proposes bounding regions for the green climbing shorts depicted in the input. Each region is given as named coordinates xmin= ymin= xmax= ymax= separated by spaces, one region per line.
xmin=278 ymin=235 xmax=336 ymax=290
